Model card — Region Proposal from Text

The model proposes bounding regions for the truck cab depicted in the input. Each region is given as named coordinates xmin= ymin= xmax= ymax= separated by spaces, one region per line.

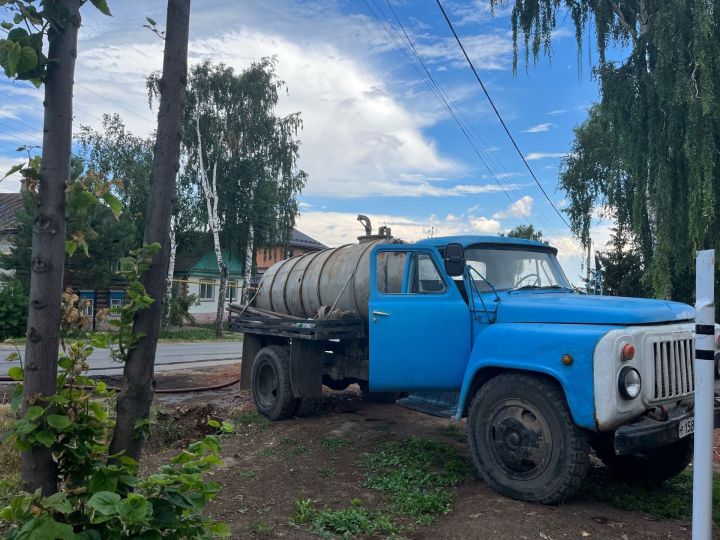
xmin=234 ymin=233 xmax=720 ymax=504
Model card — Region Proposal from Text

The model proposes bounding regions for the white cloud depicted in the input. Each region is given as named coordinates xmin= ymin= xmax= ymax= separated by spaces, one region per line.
xmin=469 ymin=216 xmax=501 ymax=234
xmin=296 ymin=210 xmax=503 ymax=246
xmin=525 ymin=152 xmax=567 ymax=161
xmin=546 ymin=109 xmax=567 ymax=116
xmin=0 ymin=155 xmax=23 ymax=193
xmin=72 ymin=5 xmax=473 ymax=199
xmin=413 ymin=33 xmax=513 ymax=71
xmin=521 ymin=122 xmax=554 ymax=133
xmin=493 ymin=195 xmax=534 ymax=219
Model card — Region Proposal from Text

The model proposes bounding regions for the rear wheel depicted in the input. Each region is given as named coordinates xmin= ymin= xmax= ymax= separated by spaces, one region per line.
xmin=592 ymin=435 xmax=692 ymax=485
xmin=467 ymin=373 xmax=590 ymax=504
xmin=251 ymin=345 xmax=296 ymax=420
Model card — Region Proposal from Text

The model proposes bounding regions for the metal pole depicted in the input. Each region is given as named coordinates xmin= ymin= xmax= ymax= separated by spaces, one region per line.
xmin=692 ymin=249 xmax=716 ymax=540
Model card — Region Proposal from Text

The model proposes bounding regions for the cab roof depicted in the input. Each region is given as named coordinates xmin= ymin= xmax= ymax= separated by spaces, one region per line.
xmin=414 ymin=235 xmax=557 ymax=253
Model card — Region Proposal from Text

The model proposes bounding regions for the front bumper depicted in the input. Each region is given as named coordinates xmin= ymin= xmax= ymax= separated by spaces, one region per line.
xmin=613 ymin=400 xmax=720 ymax=455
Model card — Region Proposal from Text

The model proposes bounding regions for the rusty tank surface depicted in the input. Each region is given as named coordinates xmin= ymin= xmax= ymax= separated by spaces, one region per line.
xmin=255 ymin=216 xmax=402 ymax=320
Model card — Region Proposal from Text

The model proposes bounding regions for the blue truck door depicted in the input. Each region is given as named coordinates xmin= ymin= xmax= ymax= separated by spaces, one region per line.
xmin=368 ymin=245 xmax=471 ymax=391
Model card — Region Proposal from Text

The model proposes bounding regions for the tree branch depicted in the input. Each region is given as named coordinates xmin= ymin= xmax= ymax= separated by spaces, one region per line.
xmin=607 ymin=0 xmax=637 ymax=43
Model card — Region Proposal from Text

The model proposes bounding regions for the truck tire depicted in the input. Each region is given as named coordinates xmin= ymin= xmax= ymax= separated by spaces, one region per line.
xmin=592 ymin=436 xmax=692 ymax=485
xmin=251 ymin=345 xmax=296 ymax=421
xmin=467 ymin=373 xmax=590 ymax=504
xmin=294 ymin=398 xmax=319 ymax=417
xmin=358 ymin=381 xmax=400 ymax=404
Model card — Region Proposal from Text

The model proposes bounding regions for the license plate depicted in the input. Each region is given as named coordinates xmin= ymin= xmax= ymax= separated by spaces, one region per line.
xmin=679 ymin=417 xmax=695 ymax=439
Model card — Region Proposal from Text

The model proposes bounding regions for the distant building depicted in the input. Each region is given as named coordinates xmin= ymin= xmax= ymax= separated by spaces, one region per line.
xmin=0 ymin=193 xmax=22 ymax=266
xmin=254 ymin=229 xmax=326 ymax=283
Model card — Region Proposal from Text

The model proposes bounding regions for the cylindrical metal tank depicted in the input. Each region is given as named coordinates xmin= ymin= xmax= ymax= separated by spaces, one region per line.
xmin=256 ymin=235 xmax=400 ymax=320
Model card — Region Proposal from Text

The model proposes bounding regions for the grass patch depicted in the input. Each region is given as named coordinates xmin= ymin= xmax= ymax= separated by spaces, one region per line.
xmin=232 ymin=409 xmax=273 ymax=431
xmin=250 ymin=521 xmax=272 ymax=534
xmin=359 ymin=436 xmax=474 ymax=524
xmin=237 ymin=470 xmax=257 ymax=479
xmin=0 ymin=404 xmax=19 ymax=510
xmin=158 ymin=327 xmax=243 ymax=341
xmin=321 ymin=437 xmax=351 ymax=451
xmin=318 ymin=466 xmax=336 ymax=478
xmin=292 ymin=497 xmax=398 ymax=539
xmin=582 ymin=466 xmax=720 ymax=523
xmin=257 ymin=438 xmax=308 ymax=459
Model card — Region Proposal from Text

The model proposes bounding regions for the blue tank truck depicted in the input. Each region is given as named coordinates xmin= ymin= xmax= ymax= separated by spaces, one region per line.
xmin=229 ymin=217 xmax=720 ymax=504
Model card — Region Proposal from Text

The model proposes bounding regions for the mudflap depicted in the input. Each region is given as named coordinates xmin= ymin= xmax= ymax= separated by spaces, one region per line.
xmin=290 ymin=340 xmax=324 ymax=398
xmin=396 ymin=391 xmax=460 ymax=418
xmin=240 ymin=334 xmax=263 ymax=390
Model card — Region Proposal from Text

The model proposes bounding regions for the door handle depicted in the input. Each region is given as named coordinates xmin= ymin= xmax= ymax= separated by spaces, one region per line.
xmin=372 ymin=311 xmax=390 ymax=317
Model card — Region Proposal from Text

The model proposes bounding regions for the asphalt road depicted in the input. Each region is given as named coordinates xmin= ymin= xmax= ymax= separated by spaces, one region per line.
xmin=0 ymin=341 xmax=243 ymax=376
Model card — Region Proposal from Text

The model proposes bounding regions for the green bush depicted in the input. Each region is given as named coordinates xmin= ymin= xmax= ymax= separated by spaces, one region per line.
xmin=0 ymin=279 xmax=28 ymax=340
xmin=165 ymin=292 xmax=198 ymax=328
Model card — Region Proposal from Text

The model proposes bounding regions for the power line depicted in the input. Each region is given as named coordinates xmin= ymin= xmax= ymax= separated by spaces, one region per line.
xmin=434 ymin=0 xmax=573 ymax=231
xmin=74 ymin=83 xmax=155 ymax=127
xmin=375 ymin=0 xmax=563 ymax=237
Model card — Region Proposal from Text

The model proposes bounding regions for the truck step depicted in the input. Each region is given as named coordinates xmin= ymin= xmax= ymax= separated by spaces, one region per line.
xmin=396 ymin=391 xmax=459 ymax=418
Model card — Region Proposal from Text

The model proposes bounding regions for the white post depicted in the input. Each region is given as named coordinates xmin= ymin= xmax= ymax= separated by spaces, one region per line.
xmin=692 ymin=249 xmax=716 ymax=540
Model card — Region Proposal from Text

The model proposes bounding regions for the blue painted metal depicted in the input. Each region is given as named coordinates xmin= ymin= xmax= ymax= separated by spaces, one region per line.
xmin=495 ymin=292 xmax=694 ymax=325
xmin=454 ymin=322 xmax=613 ymax=429
xmin=369 ymin=244 xmax=471 ymax=391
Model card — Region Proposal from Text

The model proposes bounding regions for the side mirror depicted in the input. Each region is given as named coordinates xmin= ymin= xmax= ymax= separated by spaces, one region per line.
xmin=443 ymin=243 xmax=465 ymax=277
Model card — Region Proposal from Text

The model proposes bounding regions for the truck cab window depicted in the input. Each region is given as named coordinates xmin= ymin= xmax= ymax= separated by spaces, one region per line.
xmin=376 ymin=251 xmax=407 ymax=293
xmin=409 ymin=252 xmax=446 ymax=294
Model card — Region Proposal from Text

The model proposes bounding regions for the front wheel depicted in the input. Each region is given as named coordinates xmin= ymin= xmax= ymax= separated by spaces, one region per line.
xmin=592 ymin=436 xmax=692 ymax=485
xmin=467 ymin=373 xmax=590 ymax=504
xmin=251 ymin=345 xmax=296 ymax=420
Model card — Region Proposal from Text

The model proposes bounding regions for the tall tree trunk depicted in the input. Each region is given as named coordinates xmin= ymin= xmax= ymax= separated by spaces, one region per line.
xmin=242 ymin=222 xmax=255 ymax=303
xmin=215 ymin=265 xmax=228 ymax=336
xmin=21 ymin=0 xmax=81 ymax=496
xmin=110 ymin=0 xmax=190 ymax=460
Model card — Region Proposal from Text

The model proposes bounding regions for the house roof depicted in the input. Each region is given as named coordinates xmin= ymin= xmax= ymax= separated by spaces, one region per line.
xmin=291 ymin=229 xmax=326 ymax=250
xmin=0 ymin=193 xmax=23 ymax=233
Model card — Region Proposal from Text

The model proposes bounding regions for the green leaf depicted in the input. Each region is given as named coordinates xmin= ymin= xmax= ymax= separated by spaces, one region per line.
xmin=43 ymin=492 xmax=72 ymax=515
xmin=71 ymin=189 xmax=98 ymax=212
xmin=209 ymin=522 xmax=232 ymax=537
xmin=88 ymin=491 xmax=121 ymax=516
xmin=0 ymin=22 xmax=12 ymax=30
xmin=207 ymin=419 xmax=220 ymax=428
xmin=26 ymin=405 xmax=44 ymax=421
xmin=8 ymin=366 xmax=23 ymax=381
xmin=35 ymin=430 xmax=55 ymax=447
xmin=64 ymin=240 xmax=78 ymax=257
xmin=3 ymin=39 xmax=21 ymax=75
xmin=17 ymin=45 xmax=37 ymax=72
xmin=89 ymin=0 xmax=112 ymax=16
xmin=89 ymin=467 xmax=118 ymax=493
xmin=101 ymin=191 xmax=122 ymax=219
xmin=145 ymin=16 xmax=156 ymax=26
xmin=10 ymin=384 xmax=22 ymax=411
xmin=13 ymin=418 xmax=37 ymax=435
xmin=2 ymin=163 xmax=23 ymax=179
xmin=115 ymin=493 xmax=150 ymax=524
xmin=46 ymin=414 xmax=72 ymax=430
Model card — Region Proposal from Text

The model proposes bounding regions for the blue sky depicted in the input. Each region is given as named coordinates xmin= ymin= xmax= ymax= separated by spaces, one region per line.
xmin=0 ymin=0 xmax=616 ymax=282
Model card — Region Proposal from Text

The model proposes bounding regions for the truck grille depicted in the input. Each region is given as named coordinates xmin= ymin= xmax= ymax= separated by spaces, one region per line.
xmin=652 ymin=338 xmax=695 ymax=400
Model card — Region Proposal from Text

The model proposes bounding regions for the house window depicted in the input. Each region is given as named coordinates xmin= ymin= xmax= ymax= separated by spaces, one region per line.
xmin=227 ymin=281 xmax=238 ymax=303
xmin=80 ymin=298 xmax=94 ymax=318
xmin=110 ymin=298 xmax=123 ymax=308
xmin=199 ymin=280 xmax=215 ymax=301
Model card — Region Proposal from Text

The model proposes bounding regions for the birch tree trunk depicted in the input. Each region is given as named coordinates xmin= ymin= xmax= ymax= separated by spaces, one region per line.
xmin=21 ymin=0 xmax=81 ymax=495
xmin=242 ymin=222 xmax=255 ymax=303
xmin=195 ymin=117 xmax=228 ymax=337
xmin=162 ymin=218 xmax=176 ymax=329
xmin=109 ymin=0 xmax=190 ymax=460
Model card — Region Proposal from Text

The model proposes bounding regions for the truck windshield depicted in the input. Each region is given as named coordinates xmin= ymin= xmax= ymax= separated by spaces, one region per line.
xmin=464 ymin=247 xmax=571 ymax=293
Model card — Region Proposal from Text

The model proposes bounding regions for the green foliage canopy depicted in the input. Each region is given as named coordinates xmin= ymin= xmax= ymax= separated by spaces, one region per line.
xmin=163 ymin=58 xmax=307 ymax=262
xmin=496 ymin=0 xmax=720 ymax=303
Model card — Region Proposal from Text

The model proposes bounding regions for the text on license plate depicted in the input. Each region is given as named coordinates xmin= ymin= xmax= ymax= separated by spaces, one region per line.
xmin=679 ymin=417 xmax=695 ymax=439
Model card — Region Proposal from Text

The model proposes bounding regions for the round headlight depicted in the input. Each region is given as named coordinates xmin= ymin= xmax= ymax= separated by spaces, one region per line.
xmin=618 ymin=366 xmax=641 ymax=400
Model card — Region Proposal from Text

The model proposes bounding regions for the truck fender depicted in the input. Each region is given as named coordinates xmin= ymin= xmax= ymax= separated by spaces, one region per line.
xmin=454 ymin=358 xmax=597 ymax=431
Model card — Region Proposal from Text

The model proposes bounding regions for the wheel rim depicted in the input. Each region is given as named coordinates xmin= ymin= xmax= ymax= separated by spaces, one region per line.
xmin=255 ymin=361 xmax=279 ymax=410
xmin=481 ymin=398 xmax=553 ymax=481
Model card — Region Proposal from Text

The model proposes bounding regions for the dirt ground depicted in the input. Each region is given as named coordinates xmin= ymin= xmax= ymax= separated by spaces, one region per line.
xmin=128 ymin=365 xmax=714 ymax=540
